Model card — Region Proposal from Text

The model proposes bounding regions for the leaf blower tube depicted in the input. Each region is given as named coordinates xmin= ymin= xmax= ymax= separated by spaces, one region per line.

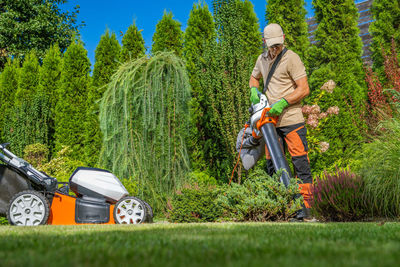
xmin=249 ymin=94 xmax=292 ymax=187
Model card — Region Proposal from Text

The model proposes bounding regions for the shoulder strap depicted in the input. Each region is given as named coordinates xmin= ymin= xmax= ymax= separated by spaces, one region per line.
xmin=263 ymin=48 xmax=288 ymax=94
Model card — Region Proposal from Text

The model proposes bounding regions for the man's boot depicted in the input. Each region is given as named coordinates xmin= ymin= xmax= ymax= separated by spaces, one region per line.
xmin=290 ymin=205 xmax=318 ymax=222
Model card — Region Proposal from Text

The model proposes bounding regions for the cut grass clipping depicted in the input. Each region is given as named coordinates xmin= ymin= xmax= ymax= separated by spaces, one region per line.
xmin=99 ymin=52 xmax=191 ymax=212
xmin=1 ymin=223 xmax=400 ymax=267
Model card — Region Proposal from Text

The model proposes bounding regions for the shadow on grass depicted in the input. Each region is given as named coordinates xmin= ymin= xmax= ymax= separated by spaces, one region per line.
xmin=0 ymin=223 xmax=399 ymax=267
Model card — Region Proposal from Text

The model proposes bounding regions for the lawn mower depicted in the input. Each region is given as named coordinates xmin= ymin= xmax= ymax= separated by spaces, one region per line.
xmin=0 ymin=143 xmax=153 ymax=226
xmin=238 ymin=93 xmax=292 ymax=186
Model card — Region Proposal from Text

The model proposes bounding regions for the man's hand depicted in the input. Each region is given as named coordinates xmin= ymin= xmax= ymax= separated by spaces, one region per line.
xmin=250 ymin=87 xmax=261 ymax=104
xmin=269 ymin=98 xmax=289 ymax=116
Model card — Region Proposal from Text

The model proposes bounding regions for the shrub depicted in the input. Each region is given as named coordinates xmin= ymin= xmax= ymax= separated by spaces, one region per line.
xmin=188 ymin=171 xmax=218 ymax=186
xmin=121 ymin=178 xmax=138 ymax=196
xmin=23 ymin=143 xmax=49 ymax=168
xmin=310 ymin=168 xmax=366 ymax=221
xmin=41 ymin=146 xmax=84 ymax=182
xmin=0 ymin=217 xmax=8 ymax=225
xmin=216 ymin=169 xmax=302 ymax=222
xmin=167 ymin=183 xmax=222 ymax=223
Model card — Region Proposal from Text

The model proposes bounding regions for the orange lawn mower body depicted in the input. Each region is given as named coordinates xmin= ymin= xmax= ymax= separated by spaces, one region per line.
xmin=0 ymin=143 xmax=152 ymax=226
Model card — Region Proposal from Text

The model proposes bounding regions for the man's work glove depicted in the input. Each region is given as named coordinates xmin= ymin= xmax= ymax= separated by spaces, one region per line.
xmin=250 ymin=87 xmax=261 ymax=104
xmin=269 ymin=98 xmax=289 ymax=116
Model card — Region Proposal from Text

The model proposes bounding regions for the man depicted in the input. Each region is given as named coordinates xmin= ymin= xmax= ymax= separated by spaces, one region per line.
xmin=249 ymin=23 xmax=312 ymax=221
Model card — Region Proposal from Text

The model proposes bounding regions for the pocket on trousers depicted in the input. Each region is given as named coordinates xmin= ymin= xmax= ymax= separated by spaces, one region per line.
xmin=296 ymin=126 xmax=309 ymax=152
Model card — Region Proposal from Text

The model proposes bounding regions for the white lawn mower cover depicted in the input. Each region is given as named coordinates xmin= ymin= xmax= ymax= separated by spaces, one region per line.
xmin=69 ymin=167 xmax=129 ymax=203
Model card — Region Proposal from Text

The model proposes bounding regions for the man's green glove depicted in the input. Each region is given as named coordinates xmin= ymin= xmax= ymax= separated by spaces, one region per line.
xmin=250 ymin=87 xmax=261 ymax=104
xmin=269 ymin=98 xmax=289 ymax=116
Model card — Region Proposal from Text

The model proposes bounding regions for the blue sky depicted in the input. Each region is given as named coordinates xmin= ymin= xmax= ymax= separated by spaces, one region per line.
xmin=62 ymin=0 xmax=315 ymax=67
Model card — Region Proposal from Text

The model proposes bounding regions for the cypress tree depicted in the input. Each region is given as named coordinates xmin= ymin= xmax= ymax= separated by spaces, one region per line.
xmin=14 ymin=50 xmax=39 ymax=105
xmin=38 ymin=44 xmax=62 ymax=113
xmin=370 ymin=0 xmax=400 ymax=72
xmin=307 ymin=0 xmax=367 ymax=172
xmin=54 ymin=40 xmax=91 ymax=161
xmin=152 ymin=11 xmax=184 ymax=56
xmin=309 ymin=0 xmax=364 ymax=74
xmin=4 ymin=53 xmax=51 ymax=155
xmin=238 ymin=0 xmax=262 ymax=60
xmin=183 ymin=2 xmax=215 ymax=171
xmin=197 ymin=0 xmax=260 ymax=179
xmin=85 ymin=30 xmax=121 ymax=166
xmin=0 ymin=59 xmax=19 ymax=142
xmin=265 ymin=0 xmax=310 ymax=63
xmin=120 ymin=22 xmax=145 ymax=62
xmin=4 ymin=92 xmax=51 ymax=155
xmin=37 ymin=44 xmax=62 ymax=155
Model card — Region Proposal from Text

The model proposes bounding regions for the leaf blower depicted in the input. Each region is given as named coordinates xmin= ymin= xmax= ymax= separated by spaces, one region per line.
xmin=236 ymin=93 xmax=292 ymax=187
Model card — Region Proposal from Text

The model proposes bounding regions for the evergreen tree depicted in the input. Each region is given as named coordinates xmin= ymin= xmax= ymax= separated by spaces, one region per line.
xmin=14 ymin=50 xmax=39 ymax=105
xmin=183 ymin=2 xmax=215 ymax=171
xmin=4 ymin=92 xmax=51 ymax=156
xmin=265 ymin=0 xmax=310 ymax=62
xmin=0 ymin=59 xmax=19 ymax=141
xmin=37 ymin=44 xmax=63 ymax=155
xmin=85 ymin=30 xmax=121 ymax=166
xmin=3 ymin=53 xmax=51 ymax=155
xmin=38 ymin=44 xmax=62 ymax=112
xmin=196 ymin=0 xmax=261 ymax=179
xmin=152 ymin=11 xmax=183 ymax=56
xmin=370 ymin=0 xmax=400 ymax=72
xmin=99 ymin=52 xmax=191 ymax=211
xmin=307 ymin=0 xmax=367 ymax=172
xmin=238 ymin=0 xmax=262 ymax=60
xmin=54 ymin=40 xmax=91 ymax=161
xmin=309 ymin=0 xmax=364 ymax=74
xmin=120 ymin=22 xmax=145 ymax=62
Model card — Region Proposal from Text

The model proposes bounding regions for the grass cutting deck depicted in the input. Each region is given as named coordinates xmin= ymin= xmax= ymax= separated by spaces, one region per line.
xmin=0 ymin=222 xmax=399 ymax=267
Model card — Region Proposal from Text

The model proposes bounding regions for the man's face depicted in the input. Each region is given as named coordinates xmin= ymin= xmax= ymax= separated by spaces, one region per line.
xmin=267 ymin=43 xmax=282 ymax=59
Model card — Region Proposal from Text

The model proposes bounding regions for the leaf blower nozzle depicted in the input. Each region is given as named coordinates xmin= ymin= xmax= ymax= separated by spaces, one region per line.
xmin=249 ymin=95 xmax=292 ymax=187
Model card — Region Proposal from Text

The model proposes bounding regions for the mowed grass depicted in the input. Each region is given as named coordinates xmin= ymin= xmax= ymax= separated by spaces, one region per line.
xmin=0 ymin=222 xmax=400 ymax=267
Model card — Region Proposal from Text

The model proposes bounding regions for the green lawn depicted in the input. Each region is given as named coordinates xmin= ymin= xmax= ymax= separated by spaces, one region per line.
xmin=0 ymin=222 xmax=399 ymax=267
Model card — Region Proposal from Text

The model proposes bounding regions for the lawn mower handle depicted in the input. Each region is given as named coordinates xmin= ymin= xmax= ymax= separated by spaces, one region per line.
xmin=0 ymin=143 xmax=19 ymax=162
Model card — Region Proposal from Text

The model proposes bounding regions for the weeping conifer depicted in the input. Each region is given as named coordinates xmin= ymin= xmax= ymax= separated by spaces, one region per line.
xmin=0 ymin=59 xmax=19 ymax=142
xmin=183 ymin=2 xmax=215 ymax=171
xmin=54 ymin=40 xmax=90 ymax=161
xmin=152 ymin=11 xmax=184 ymax=56
xmin=307 ymin=0 xmax=367 ymax=172
xmin=99 ymin=52 xmax=191 ymax=211
xmin=120 ymin=22 xmax=145 ymax=63
xmin=85 ymin=30 xmax=121 ymax=166
xmin=197 ymin=0 xmax=261 ymax=179
xmin=370 ymin=0 xmax=400 ymax=72
xmin=265 ymin=0 xmax=310 ymax=63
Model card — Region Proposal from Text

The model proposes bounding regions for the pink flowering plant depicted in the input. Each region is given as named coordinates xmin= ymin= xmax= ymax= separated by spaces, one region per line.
xmin=302 ymin=80 xmax=340 ymax=154
xmin=310 ymin=168 xmax=366 ymax=221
